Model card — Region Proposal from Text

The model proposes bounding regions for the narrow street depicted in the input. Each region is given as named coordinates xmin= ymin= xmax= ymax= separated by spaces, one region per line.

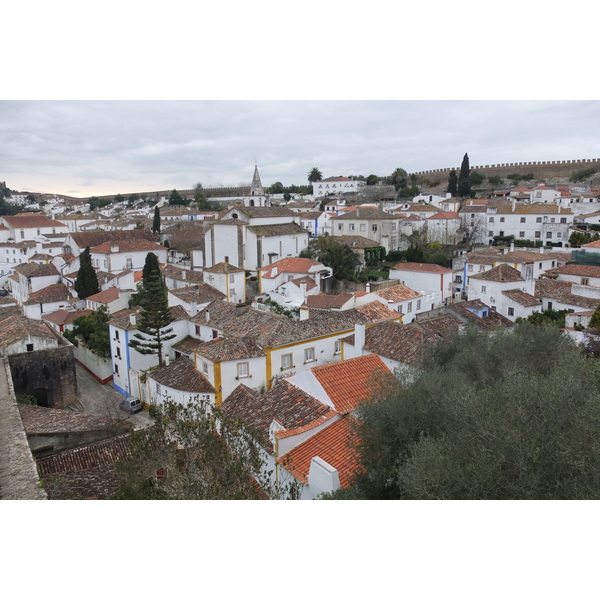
xmin=73 ymin=363 xmax=151 ymax=430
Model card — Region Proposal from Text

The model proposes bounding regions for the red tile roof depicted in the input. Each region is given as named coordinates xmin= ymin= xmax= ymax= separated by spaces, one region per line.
xmin=259 ymin=257 xmax=325 ymax=278
xmin=391 ymin=262 xmax=452 ymax=274
xmin=85 ymin=287 xmax=120 ymax=304
xmin=91 ymin=239 xmax=165 ymax=254
xmin=277 ymin=415 xmax=362 ymax=488
xmin=311 ymin=354 xmax=394 ymax=414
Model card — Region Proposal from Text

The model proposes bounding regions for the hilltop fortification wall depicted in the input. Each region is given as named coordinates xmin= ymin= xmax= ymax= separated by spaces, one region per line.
xmin=412 ymin=158 xmax=600 ymax=182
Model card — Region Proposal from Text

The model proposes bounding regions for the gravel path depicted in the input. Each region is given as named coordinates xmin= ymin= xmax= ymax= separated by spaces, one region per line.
xmin=74 ymin=363 xmax=151 ymax=430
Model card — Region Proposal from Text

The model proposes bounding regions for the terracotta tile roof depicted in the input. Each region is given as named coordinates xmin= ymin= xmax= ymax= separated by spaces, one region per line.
xmin=108 ymin=308 xmax=138 ymax=330
xmin=299 ymin=211 xmax=323 ymax=219
xmin=428 ymin=211 xmax=460 ymax=219
xmin=354 ymin=300 xmax=403 ymax=321
xmin=375 ymin=284 xmax=422 ymax=303
xmin=91 ymin=239 xmax=165 ymax=254
xmin=277 ymin=415 xmax=361 ymax=488
xmin=449 ymin=301 xmax=515 ymax=329
xmin=534 ymin=279 xmax=600 ymax=310
xmin=43 ymin=308 xmax=92 ymax=326
xmin=247 ymin=223 xmax=308 ymax=237
xmin=332 ymin=207 xmax=397 ymax=221
xmin=25 ymin=283 xmax=71 ymax=304
xmin=230 ymin=205 xmax=296 ymax=218
xmin=194 ymin=299 xmax=401 ymax=349
xmin=334 ymin=235 xmax=382 ymax=249
xmin=259 ymin=257 xmax=324 ymax=277
xmin=287 ymin=276 xmax=318 ymax=291
xmin=415 ymin=314 xmax=463 ymax=338
xmin=14 ymin=262 xmax=59 ymax=277
xmin=543 ymin=264 xmax=600 ymax=278
xmin=582 ymin=239 xmax=600 ymax=248
xmin=304 ymin=293 xmax=354 ymax=309
xmin=3 ymin=215 xmax=68 ymax=228
xmin=172 ymin=336 xmax=205 ymax=356
xmin=195 ymin=336 xmax=265 ymax=362
xmin=147 ymin=357 xmax=215 ymax=393
xmin=0 ymin=314 xmax=58 ymax=348
xmin=161 ymin=264 xmax=205 ymax=284
xmin=68 ymin=230 xmax=156 ymax=250
xmin=219 ymin=381 xmax=334 ymax=446
xmin=18 ymin=404 xmax=119 ymax=435
xmin=204 ymin=262 xmax=245 ymax=274
xmin=391 ymin=262 xmax=452 ymax=274
xmin=85 ymin=287 xmax=120 ymax=304
xmin=35 ymin=433 xmax=133 ymax=500
xmin=169 ymin=284 xmax=225 ymax=304
xmin=502 ymin=289 xmax=541 ymax=307
xmin=311 ymin=354 xmax=395 ymax=414
xmin=468 ymin=263 xmax=524 ymax=282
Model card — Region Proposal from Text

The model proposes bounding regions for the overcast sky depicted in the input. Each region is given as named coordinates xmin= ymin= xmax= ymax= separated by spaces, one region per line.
xmin=2 ymin=100 xmax=600 ymax=198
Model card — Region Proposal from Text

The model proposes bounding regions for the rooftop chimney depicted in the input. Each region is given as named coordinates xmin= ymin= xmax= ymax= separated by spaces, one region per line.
xmin=129 ymin=313 xmax=136 ymax=326
xmin=355 ymin=323 xmax=366 ymax=353
xmin=190 ymin=301 xmax=198 ymax=317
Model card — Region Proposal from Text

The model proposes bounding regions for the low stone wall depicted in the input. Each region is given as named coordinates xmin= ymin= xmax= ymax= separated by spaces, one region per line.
xmin=0 ymin=358 xmax=47 ymax=500
xmin=72 ymin=344 xmax=113 ymax=384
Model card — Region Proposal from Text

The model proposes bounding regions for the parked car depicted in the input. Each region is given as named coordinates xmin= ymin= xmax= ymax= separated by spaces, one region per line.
xmin=120 ymin=397 xmax=142 ymax=413
xmin=0 ymin=290 xmax=8 ymax=297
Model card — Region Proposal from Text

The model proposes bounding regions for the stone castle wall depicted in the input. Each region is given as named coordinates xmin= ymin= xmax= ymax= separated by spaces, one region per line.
xmin=412 ymin=158 xmax=600 ymax=183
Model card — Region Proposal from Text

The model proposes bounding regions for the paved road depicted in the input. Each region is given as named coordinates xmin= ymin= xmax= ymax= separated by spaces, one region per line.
xmin=74 ymin=363 xmax=151 ymax=430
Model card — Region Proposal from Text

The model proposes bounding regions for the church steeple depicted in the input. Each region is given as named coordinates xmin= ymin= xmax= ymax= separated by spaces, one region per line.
xmin=250 ymin=163 xmax=264 ymax=196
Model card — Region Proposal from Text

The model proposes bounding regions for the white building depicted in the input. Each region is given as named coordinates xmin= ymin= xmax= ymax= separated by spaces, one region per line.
xmin=312 ymin=177 xmax=366 ymax=197
xmin=388 ymin=262 xmax=454 ymax=306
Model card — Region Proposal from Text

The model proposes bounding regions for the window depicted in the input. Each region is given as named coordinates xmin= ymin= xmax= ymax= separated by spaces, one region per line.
xmin=519 ymin=232 xmax=525 ymax=238
xmin=304 ymin=347 xmax=315 ymax=363
xmin=548 ymin=301 xmax=553 ymax=310
xmin=156 ymin=384 xmax=161 ymax=396
xmin=479 ymin=266 xmax=485 ymax=272
xmin=468 ymin=264 xmax=474 ymax=272
xmin=372 ymin=224 xmax=378 ymax=232
xmin=481 ymin=285 xmax=486 ymax=293
xmin=126 ymin=258 xmax=133 ymax=269
xmin=359 ymin=223 xmax=366 ymax=232
xmin=535 ymin=232 xmax=541 ymax=238
xmin=212 ymin=329 xmax=218 ymax=339
xmin=557 ymin=232 xmax=562 ymax=238
xmin=334 ymin=341 xmax=341 ymax=355
xmin=560 ymin=217 xmax=567 ymax=224
xmin=582 ymin=278 xmax=589 ymax=285
xmin=546 ymin=232 xmax=552 ymax=239
xmin=416 ymin=299 xmax=421 ymax=310
xmin=115 ymin=363 xmax=119 ymax=375
xmin=195 ymin=325 xmax=201 ymax=336
xmin=500 ymin=217 xmax=505 ymax=223
xmin=338 ymin=224 xmax=343 ymax=231
xmin=536 ymin=217 xmax=542 ymax=223
xmin=489 ymin=217 xmax=495 ymax=223
xmin=229 ymin=274 xmax=235 ymax=283
xmin=281 ymin=353 xmax=293 ymax=369
xmin=520 ymin=217 xmax=526 ymax=223
xmin=488 ymin=230 xmax=494 ymax=237
xmin=114 ymin=330 xmax=119 ymax=341
xmin=20 ymin=230 xmax=24 ymax=239
xmin=237 ymin=362 xmax=249 ymax=378
xmin=407 ymin=302 xmax=412 ymax=313
xmin=116 ymin=346 xmax=121 ymax=358
xmin=508 ymin=307 xmax=514 ymax=316
xmin=202 ymin=361 xmax=208 ymax=375
xmin=349 ymin=224 xmax=355 ymax=231
xmin=26 ymin=343 xmax=34 ymax=352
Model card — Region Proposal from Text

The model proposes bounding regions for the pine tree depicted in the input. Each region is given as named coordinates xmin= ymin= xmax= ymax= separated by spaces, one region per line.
xmin=457 ymin=153 xmax=472 ymax=198
xmin=447 ymin=169 xmax=458 ymax=195
xmin=74 ymin=246 xmax=99 ymax=299
xmin=128 ymin=253 xmax=174 ymax=367
xmin=152 ymin=205 xmax=161 ymax=234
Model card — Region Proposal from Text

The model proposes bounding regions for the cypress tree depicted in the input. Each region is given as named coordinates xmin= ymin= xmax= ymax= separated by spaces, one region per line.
xmin=152 ymin=205 xmax=161 ymax=234
xmin=74 ymin=246 xmax=99 ymax=299
xmin=457 ymin=153 xmax=472 ymax=198
xmin=447 ymin=169 xmax=458 ymax=195
xmin=128 ymin=252 xmax=174 ymax=367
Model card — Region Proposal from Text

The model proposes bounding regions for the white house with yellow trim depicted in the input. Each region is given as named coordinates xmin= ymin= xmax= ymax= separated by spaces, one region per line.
xmin=202 ymin=262 xmax=246 ymax=303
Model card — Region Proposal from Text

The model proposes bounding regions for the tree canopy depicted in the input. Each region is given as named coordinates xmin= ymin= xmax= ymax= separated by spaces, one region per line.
xmin=64 ymin=306 xmax=111 ymax=359
xmin=457 ymin=153 xmax=473 ymax=198
xmin=152 ymin=205 xmax=161 ymax=234
xmin=114 ymin=399 xmax=290 ymax=500
xmin=299 ymin=235 xmax=360 ymax=280
xmin=74 ymin=246 xmax=99 ymax=299
xmin=307 ymin=167 xmax=323 ymax=183
xmin=128 ymin=252 xmax=175 ymax=367
xmin=339 ymin=323 xmax=600 ymax=500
